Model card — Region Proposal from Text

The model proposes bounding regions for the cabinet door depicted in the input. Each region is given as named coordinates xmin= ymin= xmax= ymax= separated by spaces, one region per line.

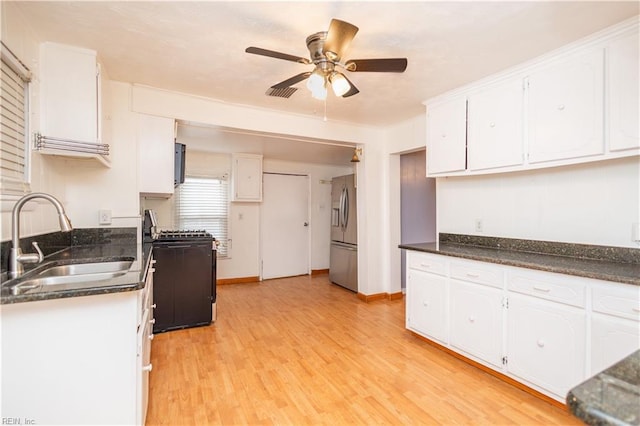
xmin=608 ymin=29 xmax=640 ymax=151
xmin=506 ymin=293 xmax=586 ymax=398
xmin=426 ymin=96 xmax=467 ymax=175
xmin=450 ymin=280 xmax=503 ymax=367
xmin=406 ymin=269 xmax=448 ymax=344
xmin=467 ymin=78 xmax=524 ymax=171
xmin=138 ymin=114 xmax=175 ymax=195
xmin=591 ymin=314 xmax=640 ymax=375
xmin=232 ymin=154 xmax=263 ymax=201
xmin=527 ymin=49 xmax=604 ymax=163
xmin=40 ymin=42 xmax=98 ymax=143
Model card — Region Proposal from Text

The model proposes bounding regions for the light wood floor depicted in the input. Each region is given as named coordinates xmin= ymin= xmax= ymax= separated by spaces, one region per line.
xmin=146 ymin=275 xmax=581 ymax=425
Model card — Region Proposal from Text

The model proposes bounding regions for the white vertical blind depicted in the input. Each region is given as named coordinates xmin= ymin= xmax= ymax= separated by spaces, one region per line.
xmin=1 ymin=42 xmax=31 ymax=193
xmin=175 ymin=176 xmax=229 ymax=257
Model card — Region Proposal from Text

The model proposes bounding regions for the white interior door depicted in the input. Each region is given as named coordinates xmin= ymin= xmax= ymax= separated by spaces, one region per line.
xmin=261 ymin=173 xmax=310 ymax=280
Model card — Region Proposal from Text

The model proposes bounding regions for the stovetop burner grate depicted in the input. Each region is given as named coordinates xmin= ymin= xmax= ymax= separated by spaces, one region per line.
xmin=154 ymin=229 xmax=213 ymax=241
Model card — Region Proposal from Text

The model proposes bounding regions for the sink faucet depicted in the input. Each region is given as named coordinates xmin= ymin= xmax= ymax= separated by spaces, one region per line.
xmin=10 ymin=192 xmax=73 ymax=278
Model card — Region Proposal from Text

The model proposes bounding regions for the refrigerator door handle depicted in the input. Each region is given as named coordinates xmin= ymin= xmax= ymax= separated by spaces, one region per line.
xmin=339 ymin=187 xmax=346 ymax=230
xmin=342 ymin=187 xmax=349 ymax=231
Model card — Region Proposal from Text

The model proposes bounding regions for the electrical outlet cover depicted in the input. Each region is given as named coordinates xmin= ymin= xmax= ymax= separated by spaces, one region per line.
xmin=99 ymin=209 xmax=112 ymax=225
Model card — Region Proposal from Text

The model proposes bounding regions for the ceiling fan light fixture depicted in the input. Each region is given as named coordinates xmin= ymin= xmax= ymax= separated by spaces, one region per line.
xmin=329 ymin=72 xmax=350 ymax=97
xmin=306 ymin=70 xmax=325 ymax=92
xmin=310 ymin=85 xmax=328 ymax=100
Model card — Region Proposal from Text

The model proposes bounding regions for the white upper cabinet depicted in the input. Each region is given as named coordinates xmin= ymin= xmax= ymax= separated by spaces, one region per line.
xmin=467 ymin=77 xmax=524 ymax=171
xmin=608 ymin=28 xmax=640 ymax=152
xmin=232 ymin=153 xmax=263 ymax=202
xmin=137 ymin=114 xmax=175 ymax=196
xmin=527 ymin=49 xmax=605 ymax=164
xmin=426 ymin=96 xmax=467 ymax=175
xmin=424 ymin=18 xmax=638 ymax=177
xmin=40 ymin=42 xmax=99 ymax=144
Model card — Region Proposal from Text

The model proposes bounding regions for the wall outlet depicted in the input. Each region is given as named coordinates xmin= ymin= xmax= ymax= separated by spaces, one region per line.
xmin=475 ymin=218 xmax=483 ymax=233
xmin=99 ymin=209 xmax=112 ymax=225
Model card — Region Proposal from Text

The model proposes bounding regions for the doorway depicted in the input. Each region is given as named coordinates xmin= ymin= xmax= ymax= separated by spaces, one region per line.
xmin=400 ymin=150 xmax=436 ymax=289
xmin=261 ymin=173 xmax=310 ymax=280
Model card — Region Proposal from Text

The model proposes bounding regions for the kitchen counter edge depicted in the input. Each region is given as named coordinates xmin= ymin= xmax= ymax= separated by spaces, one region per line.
xmin=0 ymin=243 xmax=154 ymax=305
xmin=399 ymin=242 xmax=640 ymax=286
xmin=566 ymin=350 xmax=640 ymax=425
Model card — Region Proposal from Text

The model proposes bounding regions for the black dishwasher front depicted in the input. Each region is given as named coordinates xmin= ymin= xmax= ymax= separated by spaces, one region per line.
xmin=153 ymin=240 xmax=213 ymax=333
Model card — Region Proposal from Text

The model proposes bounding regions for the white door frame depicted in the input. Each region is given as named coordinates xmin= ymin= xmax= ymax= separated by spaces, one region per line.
xmin=259 ymin=172 xmax=311 ymax=280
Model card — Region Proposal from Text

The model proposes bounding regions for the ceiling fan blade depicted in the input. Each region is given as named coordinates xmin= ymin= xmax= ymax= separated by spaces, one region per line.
xmin=271 ymin=72 xmax=312 ymax=89
xmin=246 ymin=47 xmax=311 ymax=65
xmin=341 ymin=75 xmax=360 ymax=98
xmin=345 ymin=58 xmax=408 ymax=73
xmin=323 ymin=19 xmax=359 ymax=61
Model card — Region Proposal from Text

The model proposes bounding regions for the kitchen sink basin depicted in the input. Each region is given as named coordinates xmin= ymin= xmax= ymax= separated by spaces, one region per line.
xmin=10 ymin=259 xmax=134 ymax=295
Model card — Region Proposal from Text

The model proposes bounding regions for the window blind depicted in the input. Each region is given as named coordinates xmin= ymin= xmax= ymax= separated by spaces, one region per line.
xmin=1 ymin=42 xmax=31 ymax=193
xmin=175 ymin=176 xmax=229 ymax=257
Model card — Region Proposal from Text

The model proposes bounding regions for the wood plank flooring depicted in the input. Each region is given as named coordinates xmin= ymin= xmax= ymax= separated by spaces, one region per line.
xmin=146 ymin=275 xmax=581 ymax=425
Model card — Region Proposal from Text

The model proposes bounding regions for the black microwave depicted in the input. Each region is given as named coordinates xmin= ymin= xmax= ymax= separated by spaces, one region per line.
xmin=174 ymin=142 xmax=186 ymax=186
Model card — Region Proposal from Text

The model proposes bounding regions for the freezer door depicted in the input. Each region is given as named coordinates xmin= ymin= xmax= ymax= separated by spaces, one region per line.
xmin=329 ymin=242 xmax=358 ymax=292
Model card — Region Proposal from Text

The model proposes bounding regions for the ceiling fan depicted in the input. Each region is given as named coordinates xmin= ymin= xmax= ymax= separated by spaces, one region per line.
xmin=245 ymin=19 xmax=408 ymax=100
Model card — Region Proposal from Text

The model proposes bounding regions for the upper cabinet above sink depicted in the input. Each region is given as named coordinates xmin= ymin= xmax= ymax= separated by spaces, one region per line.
xmin=425 ymin=18 xmax=639 ymax=178
xmin=37 ymin=42 xmax=110 ymax=166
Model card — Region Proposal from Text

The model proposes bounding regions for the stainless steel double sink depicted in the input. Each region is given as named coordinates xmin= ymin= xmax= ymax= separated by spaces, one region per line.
xmin=7 ymin=258 xmax=134 ymax=296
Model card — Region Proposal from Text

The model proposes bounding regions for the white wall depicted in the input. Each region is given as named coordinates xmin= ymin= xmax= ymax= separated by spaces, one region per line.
xmin=1 ymin=3 xmax=68 ymax=242
xmin=49 ymin=81 xmax=140 ymax=230
xmin=437 ymin=156 xmax=640 ymax=248
xmin=382 ymin=114 xmax=429 ymax=295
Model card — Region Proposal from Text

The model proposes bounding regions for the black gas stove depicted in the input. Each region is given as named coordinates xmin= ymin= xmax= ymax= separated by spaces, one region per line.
xmin=154 ymin=229 xmax=213 ymax=242
xmin=143 ymin=210 xmax=217 ymax=333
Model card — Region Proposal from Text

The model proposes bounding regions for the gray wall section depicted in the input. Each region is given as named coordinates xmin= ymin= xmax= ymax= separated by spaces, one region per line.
xmin=400 ymin=149 xmax=436 ymax=289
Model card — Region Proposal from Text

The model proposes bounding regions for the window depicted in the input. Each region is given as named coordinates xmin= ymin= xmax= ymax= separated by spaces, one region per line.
xmin=175 ymin=175 xmax=230 ymax=257
xmin=0 ymin=41 xmax=31 ymax=195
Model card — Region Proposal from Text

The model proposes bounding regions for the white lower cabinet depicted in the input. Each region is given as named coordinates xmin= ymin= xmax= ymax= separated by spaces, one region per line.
xmin=450 ymin=279 xmax=504 ymax=368
xmin=137 ymin=258 xmax=155 ymax=426
xmin=405 ymin=249 xmax=639 ymax=403
xmin=591 ymin=314 xmax=640 ymax=375
xmin=590 ymin=281 xmax=640 ymax=374
xmin=506 ymin=293 xmax=586 ymax=398
xmin=406 ymin=269 xmax=448 ymax=344
xmin=1 ymin=261 xmax=154 ymax=425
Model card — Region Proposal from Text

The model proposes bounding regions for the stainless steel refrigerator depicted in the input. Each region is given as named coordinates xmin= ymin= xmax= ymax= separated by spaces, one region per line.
xmin=330 ymin=174 xmax=358 ymax=292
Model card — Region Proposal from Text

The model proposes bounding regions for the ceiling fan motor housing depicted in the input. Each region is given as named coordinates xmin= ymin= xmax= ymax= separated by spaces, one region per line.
xmin=306 ymin=31 xmax=329 ymax=62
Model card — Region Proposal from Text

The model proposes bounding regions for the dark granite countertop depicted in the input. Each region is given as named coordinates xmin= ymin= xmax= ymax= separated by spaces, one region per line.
xmin=0 ymin=242 xmax=153 ymax=305
xmin=399 ymin=234 xmax=640 ymax=286
xmin=567 ymin=350 xmax=640 ymax=425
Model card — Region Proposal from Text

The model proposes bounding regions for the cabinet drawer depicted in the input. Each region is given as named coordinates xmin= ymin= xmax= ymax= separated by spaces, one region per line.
xmin=407 ymin=252 xmax=447 ymax=276
xmin=592 ymin=282 xmax=640 ymax=321
xmin=508 ymin=268 xmax=586 ymax=308
xmin=450 ymin=260 xmax=504 ymax=289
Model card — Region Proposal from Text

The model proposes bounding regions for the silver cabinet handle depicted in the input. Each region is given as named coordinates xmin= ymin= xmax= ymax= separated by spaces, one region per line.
xmin=149 ymin=318 xmax=156 ymax=324
xmin=142 ymin=364 xmax=153 ymax=372
xmin=148 ymin=334 xmax=154 ymax=341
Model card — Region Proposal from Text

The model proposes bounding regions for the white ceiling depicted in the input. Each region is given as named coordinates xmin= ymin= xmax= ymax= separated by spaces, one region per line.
xmin=7 ymin=1 xmax=639 ymax=164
